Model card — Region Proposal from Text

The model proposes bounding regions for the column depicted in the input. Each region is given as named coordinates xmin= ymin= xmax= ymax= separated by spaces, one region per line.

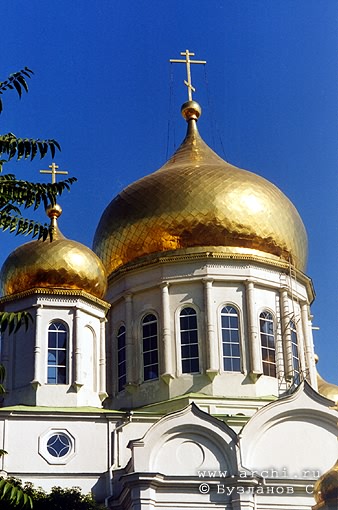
xmin=160 ymin=282 xmax=174 ymax=383
xmin=99 ymin=318 xmax=108 ymax=399
xmin=245 ymin=280 xmax=262 ymax=379
xmin=203 ymin=278 xmax=218 ymax=377
xmin=32 ymin=305 xmax=43 ymax=388
xmin=124 ymin=293 xmax=136 ymax=387
xmin=73 ymin=308 xmax=83 ymax=389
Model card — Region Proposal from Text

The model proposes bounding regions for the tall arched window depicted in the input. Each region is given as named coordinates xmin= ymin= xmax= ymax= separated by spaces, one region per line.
xmin=221 ymin=306 xmax=241 ymax=372
xmin=142 ymin=314 xmax=159 ymax=381
xmin=117 ymin=325 xmax=126 ymax=392
xmin=47 ymin=322 xmax=68 ymax=384
xmin=260 ymin=311 xmax=276 ymax=377
xmin=180 ymin=307 xmax=199 ymax=374
xmin=290 ymin=320 xmax=300 ymax=384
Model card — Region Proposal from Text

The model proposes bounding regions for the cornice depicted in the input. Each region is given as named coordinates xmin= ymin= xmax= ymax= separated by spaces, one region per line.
xmin=0 ymin=287 xmax=110 ymax=310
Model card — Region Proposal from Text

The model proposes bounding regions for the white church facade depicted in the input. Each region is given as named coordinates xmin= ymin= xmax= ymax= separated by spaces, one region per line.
xmin=0 ymin=54 xmax=337 ymax=509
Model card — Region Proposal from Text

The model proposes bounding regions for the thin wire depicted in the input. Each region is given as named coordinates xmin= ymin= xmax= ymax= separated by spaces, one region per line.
xmin=166 ymin=64 xmax=175 ymax=160
xmin=204 ymin=66 xmax=229 ymax=161
xmin=203 ymin=64 xmax=215 ymax=150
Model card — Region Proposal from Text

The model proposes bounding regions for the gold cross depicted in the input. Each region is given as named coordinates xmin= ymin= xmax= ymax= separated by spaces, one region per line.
xmin=40 ymin=162 xmax=68 ymax=184
xmin=170 ymin=49 xmax=206 ymax=101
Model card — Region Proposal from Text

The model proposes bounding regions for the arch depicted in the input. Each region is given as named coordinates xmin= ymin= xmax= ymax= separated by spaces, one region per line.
xmin=220 ymin=304 xmax=241 ymax=372
xmin=240 ymin=383 xmax=338 ymax=477
xmin=129 ymin=404 xmax=239 ymax=476
xmin=179 ymin=306 xmax=200 ymax=374
xmin=142 ymin=313 xmax=159 ymax=381
xmin=117 ymin=324 xmax=126 ymax=392
xmin=47 ymin=321 xmax=68 ymax=385
xmin=259 ymin=310 xmax=276 ymax=377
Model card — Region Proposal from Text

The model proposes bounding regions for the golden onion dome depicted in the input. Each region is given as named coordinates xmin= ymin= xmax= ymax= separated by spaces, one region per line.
xmin=1 ymin=204 xmax=107 ymax=299
xmin=313 ymin=460 xmax=338 ymax=505
xmin=315 ymin=355 xmax=338 ymax=404
xmin=93 ymin=101 xmax=308 ymax=276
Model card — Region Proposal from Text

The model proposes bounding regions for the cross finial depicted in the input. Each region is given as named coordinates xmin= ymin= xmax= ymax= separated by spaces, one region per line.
xmin=170 ymin=49 xmax=206 ymax=101
xmin=40 ymin=162 xmax=68 ymax=184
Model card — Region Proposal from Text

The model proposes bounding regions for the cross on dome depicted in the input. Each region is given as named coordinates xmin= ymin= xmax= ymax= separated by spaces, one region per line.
xmin=170 ymin=49 xmax=206 ymax=101
xmin=40 ymin=162 xmax=68 ymax=184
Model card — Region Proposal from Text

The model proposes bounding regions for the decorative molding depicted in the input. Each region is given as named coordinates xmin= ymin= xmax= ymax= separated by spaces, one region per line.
xmin=99 ymin=391 xmax=108 ymax=402
xmin=107 ymin=249 xmax=314 ymax=301
xmin=161 ymin=373 xmax=174 ymax=385
xmin=206 ymin=369 xmax=218 ymax=381
xmin=0 ymin=287 xmax=110 ymax=309
xmin=248 ymin=371 xmax=262 ymax=383
xmin=108 ymin=248 xmax=292 ymax=279
xmin=72 ymin=382 xmax=83 ymax=392
xmin=30 ymin=379 xmax=42 ymax=391
xmin=125 ymin=382 xmax=138 ymax=394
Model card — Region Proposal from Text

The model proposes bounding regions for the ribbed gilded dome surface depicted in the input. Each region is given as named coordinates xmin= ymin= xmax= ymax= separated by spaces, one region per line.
xmin=1 ymin=206 xmax=107 ymax=299
xmin=314 ymin=459 xmax=338 ymax=505
xmin=316 ymin=357 xmax=338 ymax=403
xmin=93 ymin=110 xmax=307 ymax=276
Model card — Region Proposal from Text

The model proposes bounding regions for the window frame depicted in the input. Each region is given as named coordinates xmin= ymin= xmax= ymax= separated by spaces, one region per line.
xmin=47 ymin=320 xmax=69 ymax=385
xmin=290 ymin=319 xmax=300 ymax=384
xmin=117 ymin=324 xmax=127 ymax=392
xmin=141 ymin=312 xmax=159 ymax=382
xmin=259 ymin=310 xmax=277 ymax=378
xmin=39 ymin=428 xmax=75 ymax=465
xmin=177 ymin=305 xmax=201 ymax=375
xmin=220 ymin=304 xmax=242 ymax=373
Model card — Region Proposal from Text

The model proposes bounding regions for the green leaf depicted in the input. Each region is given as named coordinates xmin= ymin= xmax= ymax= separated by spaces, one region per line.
xmin=1 ymin=480 xmax=12 ymax=497
xmin=17 ymin=140 xmax=25 ymax=160
xmin=0 ymin=311 xmax=33 ymax=334
xmin=0 ymin=67 xmax=33 ymax=113
xmin=13 ymin=79 xmax=22 ymax=98
xmin=16 ymin=75 xmax=29 ymax=93
xmin=0 ymin=364 xmax=5 ymax=383
xmin=0 ymin=133 xmax=61 ymax=161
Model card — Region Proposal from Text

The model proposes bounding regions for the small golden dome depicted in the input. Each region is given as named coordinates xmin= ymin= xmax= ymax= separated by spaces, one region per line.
xmin=1 ymin=206 xmax=107 ymax=299
xmin=314 ymin=459 xmax=338 ymax=505
xmin=93 ymin=104 xmax=307 ymax=276
xmin=316 ymin=356 xmax=338 ymax=404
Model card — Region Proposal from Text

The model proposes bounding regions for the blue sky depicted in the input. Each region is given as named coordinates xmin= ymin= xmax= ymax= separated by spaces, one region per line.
xmin=0 ymin=1 xmax=337 ymax=382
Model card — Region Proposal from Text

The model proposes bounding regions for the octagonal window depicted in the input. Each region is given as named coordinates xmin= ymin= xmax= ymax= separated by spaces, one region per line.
xmin=39 ymin=428 xmax=75 ymax=465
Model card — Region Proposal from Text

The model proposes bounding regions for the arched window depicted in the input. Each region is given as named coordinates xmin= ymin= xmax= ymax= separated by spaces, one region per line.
xmin=142 ymin=314 xmax=159 ymax=381
xmin=221 ymin=306 xmax=241 ymax=372
xmin=47 ymin=322 xmax=68 ymax=384
xmin=180 ymin=307 xmax=199 ymax=374
xmin=290 ymin=320 xmax=300 ymax=384
xmin=117 ymin=325 xmax=126 ymax=392
xmin=260 ymin=311 xmax=276 ymax=377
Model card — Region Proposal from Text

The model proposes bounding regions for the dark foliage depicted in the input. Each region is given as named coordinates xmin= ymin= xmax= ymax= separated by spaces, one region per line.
xmin=0 ymin=479 xmax=106 ymax=510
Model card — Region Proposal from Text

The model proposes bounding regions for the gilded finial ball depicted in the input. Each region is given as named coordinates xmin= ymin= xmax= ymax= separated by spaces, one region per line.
xmin=181 ymin=100 xmax=202 ymax=121
xmin=46 ymin=203 xmax=62 ymax=219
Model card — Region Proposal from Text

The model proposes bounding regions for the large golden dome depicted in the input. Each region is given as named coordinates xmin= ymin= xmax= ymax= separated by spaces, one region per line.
xmin=1 ymin=204 xmax=107 ymax=299
xmin=93 ymin=101 xmax=307 ymax=276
